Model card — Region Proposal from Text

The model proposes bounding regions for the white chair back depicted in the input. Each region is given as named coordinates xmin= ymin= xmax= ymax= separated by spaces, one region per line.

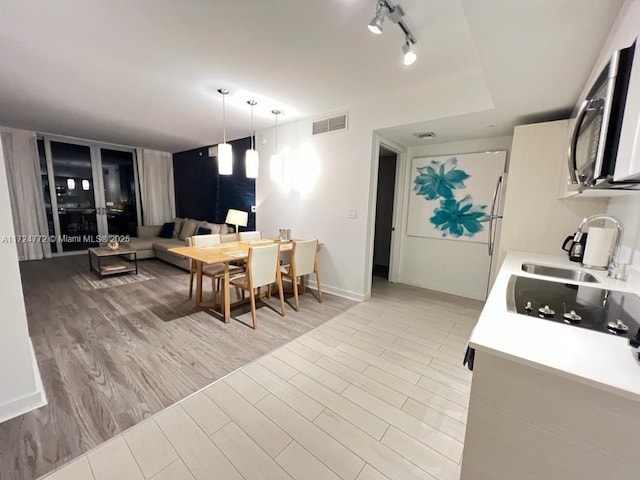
xmin=190 ymin=234 xmax=221 ymax=247
xmin=220 ymin=233 xmax=239 ymax=243
xmin=239 ymin=231 xmax=262 ymax=241
xmin=248 ymin=244 xmax=279 ymax=288
xmin=293 ymin=239 xmax=317 ymax=276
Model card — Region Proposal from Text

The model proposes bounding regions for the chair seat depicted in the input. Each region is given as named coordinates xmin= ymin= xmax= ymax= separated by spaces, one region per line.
xmin=202 ymin=263 xmax=243 ymax=277
xmin=229 ymin=274 xmax=247 ymax=288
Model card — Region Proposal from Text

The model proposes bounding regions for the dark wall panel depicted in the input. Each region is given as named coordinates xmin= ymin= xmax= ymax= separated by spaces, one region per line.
xmin=173 ymin=138 xmax=256 ymax=231
xmin=173 ymin=146 xmax=218 ymax=222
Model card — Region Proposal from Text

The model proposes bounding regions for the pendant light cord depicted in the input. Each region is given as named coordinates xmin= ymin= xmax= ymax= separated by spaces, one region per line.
xmin=274 ymin=111 xmax=279 ymax=151
xmin=222 ymin=94 xmax=227 ymax=144
xmin=250 ymin=103 xmax=255 ymax=150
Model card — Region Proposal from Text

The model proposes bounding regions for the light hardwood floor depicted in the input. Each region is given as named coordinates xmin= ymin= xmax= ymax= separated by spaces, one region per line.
xmin=0 ymin=255 xmax=355 ymax=480
xmin=39 ymin=277 xmax=483 ymax=480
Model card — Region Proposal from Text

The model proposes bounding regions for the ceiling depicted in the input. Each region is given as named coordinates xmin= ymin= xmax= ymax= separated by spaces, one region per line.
xmin=380 ymin=0 xmax=624 ymax=146
xmin=0 ymin=0 xmax=624 ymax=152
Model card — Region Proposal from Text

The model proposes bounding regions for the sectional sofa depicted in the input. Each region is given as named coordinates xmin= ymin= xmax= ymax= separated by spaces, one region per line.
xmin=126 ymin=219 xmax=237 ymax=271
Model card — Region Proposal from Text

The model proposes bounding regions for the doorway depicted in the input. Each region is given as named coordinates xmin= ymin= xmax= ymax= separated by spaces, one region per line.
xmin=38 ymin=137 xmax=140 ymax=254
xmin=372 ymin=146 xmax=397 ymax=279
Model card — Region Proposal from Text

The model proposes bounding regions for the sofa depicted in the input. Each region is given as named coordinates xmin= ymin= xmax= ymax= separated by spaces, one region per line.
xmin=126 ymin=219 xmax=238 ymax=271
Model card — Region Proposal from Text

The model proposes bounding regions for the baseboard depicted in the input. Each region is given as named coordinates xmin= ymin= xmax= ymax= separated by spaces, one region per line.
xmin=0 ymin=339 xmax=47 ymax=424
xmin=304 ymin=280 xmax=367 ymax=302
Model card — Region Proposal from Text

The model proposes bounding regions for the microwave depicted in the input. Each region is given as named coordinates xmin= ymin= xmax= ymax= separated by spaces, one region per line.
xmin=568 ymin=40 xmax=637 ymax=189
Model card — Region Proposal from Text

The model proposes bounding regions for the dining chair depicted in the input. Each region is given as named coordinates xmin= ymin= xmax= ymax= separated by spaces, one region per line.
xmin=230 ymin=243 xmax=285 ymax=329
xmin=188 ymin=233 xmax=242 ymax=305
xmin=280 ymin=239 xmax=322 ymax=311
xmin=239 ymin=231 xmax=262 ymax=241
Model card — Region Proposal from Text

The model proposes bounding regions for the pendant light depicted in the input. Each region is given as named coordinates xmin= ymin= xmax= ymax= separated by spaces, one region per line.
xmin=245 ymin=100 xmax=259 ymax=178
xmin=217 ymin=88 xmax=233 ymax=175
xmin=269 ymin=110 xmax=282 ymax=182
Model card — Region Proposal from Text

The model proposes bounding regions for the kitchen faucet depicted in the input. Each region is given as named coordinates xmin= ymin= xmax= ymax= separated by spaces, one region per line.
xmin=574 ymin=215 xmax=625 ymax=279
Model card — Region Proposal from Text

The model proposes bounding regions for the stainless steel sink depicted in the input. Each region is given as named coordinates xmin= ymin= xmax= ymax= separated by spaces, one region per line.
xmin=521 ymin=263 xmax=600 ymax=283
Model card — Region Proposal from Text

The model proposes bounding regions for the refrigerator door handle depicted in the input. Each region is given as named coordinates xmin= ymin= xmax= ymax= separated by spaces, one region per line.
xmin=488 ymin=175 xmax=503 ymax=256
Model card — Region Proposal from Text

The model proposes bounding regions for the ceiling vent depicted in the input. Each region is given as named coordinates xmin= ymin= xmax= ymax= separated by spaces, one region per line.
xmin=312 ymin=113 xmax=348 ymax=136
xmin=414 ymin=131 xmax=437 ymax=139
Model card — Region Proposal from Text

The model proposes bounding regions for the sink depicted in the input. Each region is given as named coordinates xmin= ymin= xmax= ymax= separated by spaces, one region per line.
xmin=521 ymin=263 xmax=600 ymax=283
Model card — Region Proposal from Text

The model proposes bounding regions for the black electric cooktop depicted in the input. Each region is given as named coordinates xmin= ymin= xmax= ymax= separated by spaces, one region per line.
xmin=506 ymin=275 xmax=640 ymax=339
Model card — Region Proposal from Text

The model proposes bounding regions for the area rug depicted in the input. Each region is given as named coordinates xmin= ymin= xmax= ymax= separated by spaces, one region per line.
xmin=72 ymin=271 xmax=156 ymax=291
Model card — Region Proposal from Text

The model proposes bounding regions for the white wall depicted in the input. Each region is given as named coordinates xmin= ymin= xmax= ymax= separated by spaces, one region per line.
xmin=585 ymin=0 xmax=640 ymax=267
xmin=0 ymin=135 xmax=46 ymax=423
xmin=255 ymin=74 xmax=493 ymax=300
xmin=395 ymin=136 xmax=513 ymax=300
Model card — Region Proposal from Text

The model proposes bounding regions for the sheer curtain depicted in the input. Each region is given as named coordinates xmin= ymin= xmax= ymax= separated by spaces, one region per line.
xmin=0 ymin=128 xmax=51 ymax=261
xmin=136 ymin=148 xmax=176 ymax=225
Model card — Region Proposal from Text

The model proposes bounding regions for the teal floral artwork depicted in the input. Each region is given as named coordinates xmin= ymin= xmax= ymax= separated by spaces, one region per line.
xmin=412 ymin=157 xmax=489 ymax=238
xmin=430 ymin=195 xmax=489 ymax=237
xmin=407 ymin=152 xmax=506 ymax=243
xmin=413 ymin=157 xmax=469 ymax=200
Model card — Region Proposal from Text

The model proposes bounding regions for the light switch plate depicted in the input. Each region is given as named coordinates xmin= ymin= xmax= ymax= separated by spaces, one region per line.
xmin=347 ymin=208 xmax=357 ymax=219
xmin=208 ymin=146 xmax=217 ymax=157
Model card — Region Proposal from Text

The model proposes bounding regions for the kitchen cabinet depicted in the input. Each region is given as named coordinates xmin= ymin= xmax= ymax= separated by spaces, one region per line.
xmin=465 ymin=250 xmax=640 ymax=479
xmin=490 ymin=120 xmax=607 ymax=288
xmin=461 ymin=350 xmax=639 ymax=480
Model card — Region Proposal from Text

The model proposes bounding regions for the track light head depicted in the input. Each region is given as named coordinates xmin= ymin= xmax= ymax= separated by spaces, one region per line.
xmin=368 ymin=2 xmax=388 ymax=34
xmin=402 ymin=39 xmax=417 ymax=65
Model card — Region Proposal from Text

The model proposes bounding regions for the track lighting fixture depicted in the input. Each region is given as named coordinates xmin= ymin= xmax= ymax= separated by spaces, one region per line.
xmin=402 ymin=38 xmax=416 ymax=65
xmin=368 ymin=2 xmax=388 ymax=34
xmin=217 ymin=88 xmax=233 ymax=175
xmin=367 ymin=0 xmax=418 ymax=66
xmin=245 ymin=100 xmax=259 ymax=178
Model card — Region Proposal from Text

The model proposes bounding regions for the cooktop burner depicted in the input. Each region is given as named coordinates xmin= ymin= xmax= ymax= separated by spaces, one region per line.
xmin=506 ymin=275 xmax=640 ymax=338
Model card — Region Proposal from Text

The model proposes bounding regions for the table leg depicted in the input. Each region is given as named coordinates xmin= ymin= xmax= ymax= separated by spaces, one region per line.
xmin=196 ymin=261 xmax=204 ymax=306
xmin=223 ymin=263 xmax=230 ymax=323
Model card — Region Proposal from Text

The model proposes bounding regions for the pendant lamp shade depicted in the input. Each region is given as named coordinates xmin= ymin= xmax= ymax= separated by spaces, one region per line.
xmin=217 ymin=88 xmax=232 ymax=175
xmin=245 ymin=100 xmax=259 ymax=178
xmin=218 ymin=143 xmax=233 ymax=175
xmin=246 ymin=149 xmax=259 ymax=178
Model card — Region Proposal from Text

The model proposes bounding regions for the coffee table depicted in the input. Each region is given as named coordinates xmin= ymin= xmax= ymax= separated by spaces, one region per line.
xmin=88 ymin=246 xmax=138 ymax=280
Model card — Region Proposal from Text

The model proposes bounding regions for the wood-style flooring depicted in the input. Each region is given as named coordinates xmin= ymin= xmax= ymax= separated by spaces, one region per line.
xmin=0 ymin=255 xmax=355 ymax=480
xmin=42 ymin=277 xmax=484 ymax=480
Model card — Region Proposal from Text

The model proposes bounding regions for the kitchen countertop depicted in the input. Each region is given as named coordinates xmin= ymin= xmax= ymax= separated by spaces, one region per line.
xmin=470 ymin=251 xmax=640 ymax=401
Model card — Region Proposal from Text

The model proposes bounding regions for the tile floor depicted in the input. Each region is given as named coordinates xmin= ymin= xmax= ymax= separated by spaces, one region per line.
xmin=41 ymin=281 xmax=483 ymax=480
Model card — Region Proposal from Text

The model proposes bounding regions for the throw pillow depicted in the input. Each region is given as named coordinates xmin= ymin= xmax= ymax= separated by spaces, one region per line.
xmin=204 ymin=222 xmax=221 ymax=234
xmin=173 ymin=217 xmax=185 ymax=238
xmin=159 ymin=222 xmax=175 ymax=239
xmin=197 ymin=227 xmax=212 ymax=235
xmin=220 ymin=224 xmax=230 ymax=234
xmin=179 ymin=219 xmax=199 ymax=241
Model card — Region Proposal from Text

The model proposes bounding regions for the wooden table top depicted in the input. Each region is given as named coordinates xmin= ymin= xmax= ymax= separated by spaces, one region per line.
xmin=169 ymin=239 xmax=293 ymax=264
xmin=88 ymin=245 xmax=135 ymax=257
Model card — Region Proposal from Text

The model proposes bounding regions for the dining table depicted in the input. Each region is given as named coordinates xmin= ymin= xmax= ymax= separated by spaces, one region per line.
xmin=169 ymin=239 xmax=297 ymax=323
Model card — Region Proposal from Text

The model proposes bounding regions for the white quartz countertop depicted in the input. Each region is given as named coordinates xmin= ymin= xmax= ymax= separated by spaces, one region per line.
xmin=469 ymin=251 xmax=640 ymax=401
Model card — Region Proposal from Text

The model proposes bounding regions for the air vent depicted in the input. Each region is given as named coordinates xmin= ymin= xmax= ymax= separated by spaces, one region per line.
xmin=414 ymin=131 xmax=437 ymax=139
xmin=312 ymin=113 xmax=348 ymax=136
